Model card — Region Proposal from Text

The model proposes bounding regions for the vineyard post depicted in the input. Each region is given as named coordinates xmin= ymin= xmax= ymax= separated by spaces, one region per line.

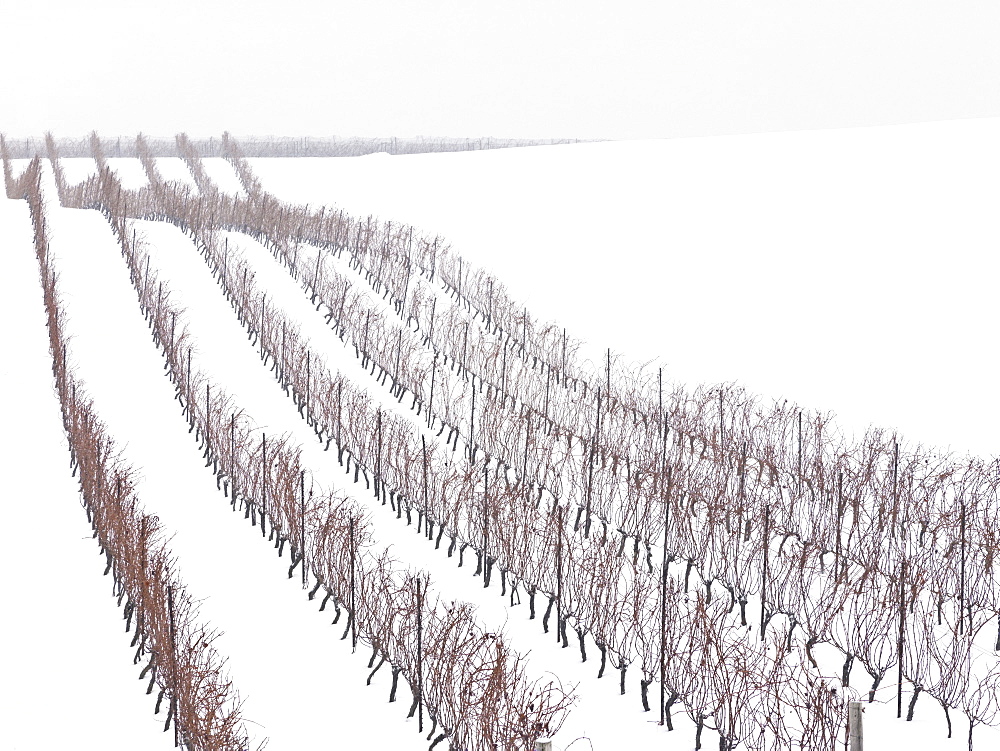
xmin=167 ymin=583 xmax=179 ymax=747
xmin=186 ymin=349 xmax=192 ymax=424
xmin=959 ymin=494 xmax=966 ymax=635
xmin=422 ymin=435 xmax=429 ymax=516
xmin=428 ymin=354 xmax=437 ymax=429
xmin=660 ymin=465 xmax=673 ymax=725
xmin=416 ymin=576 xmax=424 ymax=733
xmin=891 ymin=439 xmax=899 ymax=536
xmin=848 ymin=701 xmax=863 ymax=751
xmin=138 ymin=515 xmax=148 ymax=638
xmin=300 ymin=470 xmax=307 ymax=589
xmin=897 ymin=558 xmax=906 ymax=718
xmin=336 ymin=381 xmax=343 ymax=461
xmin=461 ymin=323 xmax=469 ymax=378
xmin=469 ymin=380 xmax=476 ymax=461
xmin=605 ymin=348 xmax=610 ymax=393
xmin=350 ymin=514 xmax=357 ymax=652
xmin=261 ymin=433 xmax=268 ymax=537
xmin=836 ymin=471 xmax=844 ymax=573
xmin=585 ymin=387 xmax=601 ymax=538
xmin=500 ymin=337 xmax=508 ymax=405
xmin=230 ymin=413 xmax=237 ymax=505
xmin=259 ymin=293 xmax=267 ymax=359
xmin=481 ymin=465 xmax=490 ymax=586
xmin=375 ymin=409 xmax=383 ymax=502
xmin=556 ymin=504 xmax=563 ymax=644
xmin=761 ymin=505 xmax=770 ymax=636
xmin=522 ymin=411 xmax=531 ymax=486
xmin=797 ymin=410 xmax=802 ymax=495
xmin=393 ymin=329 xmax=402 ymax=395
xmin=280 ymin=323 xmax=287 ymax=386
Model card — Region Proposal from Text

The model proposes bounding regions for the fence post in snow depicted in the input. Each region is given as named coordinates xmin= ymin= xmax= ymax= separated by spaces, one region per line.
xmin=534 ymin=740 xmax=552 ymax=751
xmin=849 ymin=701 xmax=863 ymax=751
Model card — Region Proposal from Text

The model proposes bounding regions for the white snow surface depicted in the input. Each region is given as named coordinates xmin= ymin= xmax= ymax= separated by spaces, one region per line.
xmin=3 ymin=124 xmax=1000 ymax=750
xmin=155 ymin=156 xmax=199 ymax=191
xmin=55 ymin=156 xmax=97 ymax=185
xmin=107 ymin=156 xmax=150 ymax=190
xmin=199 ymin=157 xmax=246 ymax=196
xmin=250 ymin=119 xmax=1000 ymax=462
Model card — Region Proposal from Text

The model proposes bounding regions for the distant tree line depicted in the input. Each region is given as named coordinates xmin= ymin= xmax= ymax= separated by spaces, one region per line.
xmin=4 ymin=134 xmax=592 ymax=159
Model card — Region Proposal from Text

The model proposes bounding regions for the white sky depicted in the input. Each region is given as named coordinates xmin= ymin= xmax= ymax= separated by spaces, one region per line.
xmin=2 ymin=0 xmax=999 ymax=139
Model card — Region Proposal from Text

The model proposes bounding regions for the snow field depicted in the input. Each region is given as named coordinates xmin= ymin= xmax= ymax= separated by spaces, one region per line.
xmin=154 ymin=157 xmax=199 ymax=192
xmin=53 ymin=156 xmax=97 ymax=186
xmin=248 ymin=122 xmax=1000 ymax=461
xmin=107 ymin=157 xmax=150 ymax=190
xmin=199 ymin=158 xmax=246 ymax=196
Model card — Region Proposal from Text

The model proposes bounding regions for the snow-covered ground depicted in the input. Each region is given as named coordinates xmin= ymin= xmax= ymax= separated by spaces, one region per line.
xmin=251 ymin=119 xmax=1000 ymax=462
xmin=107 ymin=156 xmax=150 ymax=190
xmin=199 ymin=157 xmax=245 ymax=195
xmin=3 ymin=121 xmax=999 ymax=750
xmin=155 ymin=157 xmax=199 ymax=191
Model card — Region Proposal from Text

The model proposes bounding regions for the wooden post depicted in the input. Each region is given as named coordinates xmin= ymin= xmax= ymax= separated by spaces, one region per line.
xmin=349 ymin=515 xmax=357 ymax=652
xmin=848 ymin=701 xmax=863 ymax=751
xmin=659 ymin=466 xmax=672 ymax=725
xmin=959 ymin=495 xmax=966 ymax=635
xmin=336 ymin=381 xmax=342 ymax=457
xmin=422 ymin=435 xmax=428 ymax=513
xmin=300 ymin=470 xmax=307 ymax=588
xmin=897 ymin=558 xmax=906 ymax=718
xmin=585 ymin=388 xmax=601 ymax=538
xmin=606 ymin=347 xmax=611 ymax=393
xmin=428 ymin=354 xmax=437 ymax=429
xmin=556 ymin=504 xmax=563 ymax=643
xmin=797 ymin=410 xmax=802 ymax=495
xmin=534 ymin=741 xmax=552 ymax=751
xmin=416 ymin=577 xmax=424 ymax=734
xmin=761 ymin=505 xmax=770 ymax=636
xmin=469 ymin=380 xmax=476 ymax=460
xmin=375 ymin=409 xmax=382 ymax=501
xmin=482 ymin=465 xmax=489 ymax=587
xmin=167 ymin=583 xmax=179 ymax=747
xmin=261 ymin=433 xmax=267 ymax=537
